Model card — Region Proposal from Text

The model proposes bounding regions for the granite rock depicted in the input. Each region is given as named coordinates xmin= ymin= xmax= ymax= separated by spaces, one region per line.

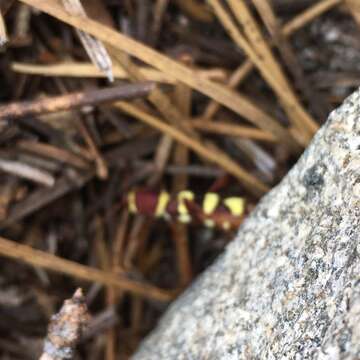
xmin=132 ymin=90 xmax=360 ymax=360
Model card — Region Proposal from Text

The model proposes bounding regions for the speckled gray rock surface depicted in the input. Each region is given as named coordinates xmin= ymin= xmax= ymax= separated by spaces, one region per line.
xmin=132 ymin=90 xmax=360 ymax=360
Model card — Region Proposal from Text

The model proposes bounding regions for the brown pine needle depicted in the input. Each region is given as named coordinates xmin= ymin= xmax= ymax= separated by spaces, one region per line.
xmin=175 ymin=0 xmax=213 ymax=22
xmin=0 ymin=236 xmax=173 ymax=302
xmin=110 ymin=50 xmax=268 ymax=197
xmin=192 ymin=120 xmax=276 ymax=142
xmin=16 ymin=140 xmax=90 ymax=170
xmin=346 ymin=0 xmax=360 ymax=27
xmin=115 ymin=101 xmax=270 ymax=196
xmin=203 ymin=0 xmax=341 ymax=120
xmin=251 ymin=0 xmax=329 ymax=119
xmin=109 ymin=49 xmax=195 ymax=137
xmin=11 ymin=62 xmax=227 ymax=83
xmin=240 ymin=8 xmax=318 ymax=137
xmin=76 ymin=118 xmax=108 ymax=179
xmin=109 ymin=38 xmax=178 ymax=188
xmin=209 ymin=0 xmax=318 ymax=142
xmin=203 ymin=62 xmax=253 ymax=119
xmin=283 ymin=0 xmax=342 ymax=36
xmin=18 ymin=0 xmax=300 ymax=154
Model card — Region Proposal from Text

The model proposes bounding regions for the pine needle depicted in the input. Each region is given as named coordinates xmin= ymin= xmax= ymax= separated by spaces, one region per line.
xmin=18 ymin=0 xmax=300 ymax=154
xmin=11 ymin=62 xmax=227 ymax=83
xmin=203 ymin=0 xmax=341 ymax=120
xmin=208 ymin=0 xmax=318 ymax=142
xmin=115 ymin=101 xmax=270 ymax=196
xmin=0 ymin=236 xmax=173 ymax=301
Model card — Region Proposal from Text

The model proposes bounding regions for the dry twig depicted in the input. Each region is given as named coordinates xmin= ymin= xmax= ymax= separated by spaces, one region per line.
xmin=0 ymin=236 xmax=174 ymax=301
xmin=0 ymin=158 xmax=55 ymax=186
xmin=0 ymin=82 xmax=155 ymax=120
xmin=62 ymin=0 xmax=114 ymax=81
xmin=16 ymin=140 xmax=90 ymax=170
xmin=40 ymin=288 xmax=90 ymax=360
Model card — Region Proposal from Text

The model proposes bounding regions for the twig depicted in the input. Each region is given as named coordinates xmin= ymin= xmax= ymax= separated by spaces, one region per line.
xmin=76 ymin=118 xmax=108 ymax=179
xmin=1 ymin=137 xmax=158 ymax=227
xmin=18 ymin=153 xmax=62 ymax=173
xmin=161 ymin=163 xmax=224 ymax=178
xmin=40 ymin=289 xmax=90 ymax=360
xmin=0 ymin=236 xmax=174 ymax=301
xmin=62 ymin=0 xmax=114 ymax=81
xmin=1 ymin=172 xmax=92 ymax=227
xmin=16 ymin=140 xmax=90 ymax=170
xmin=0 ymin=82 xmax=155 ymax=120
xmin=17 ymin=116 xmax=66 ymax=144
xmin=0 ymin=158 xmax=55 ymax=186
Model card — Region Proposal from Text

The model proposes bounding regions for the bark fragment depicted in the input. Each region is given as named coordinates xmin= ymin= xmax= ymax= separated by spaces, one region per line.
xmin=40 ymin=289 xmax=90 ymax=360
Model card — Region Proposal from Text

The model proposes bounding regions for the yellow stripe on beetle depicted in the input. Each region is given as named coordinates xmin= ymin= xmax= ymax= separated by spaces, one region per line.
xmin=178 ymin=213 xmax=192 ymax=223
xmin=128 ymin=191 xmax=137 ymax=214
xmin=203 ymin=192 xmax=220 ymax=215
xmin=222 ymin=221 xmax=231 ymax=231
xmin=177 ymin=190 xmax=194 ymax=224
xmin=155 ymin=191 xmax=170 ymax=217
xmin=204 ymin=218 xmax=215 ymax=228
xmin=223 ymin=197 xmax=245 ymax=216
xmin=177 ymin=191 xmax=194 ymax=214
